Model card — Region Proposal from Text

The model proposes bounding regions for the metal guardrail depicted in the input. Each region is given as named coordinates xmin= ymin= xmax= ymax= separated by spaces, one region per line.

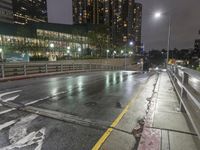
xmin=168 ymin=65 xmax=200 ymax=139
xmin=0 ymin=62 xmax=123 ymax=79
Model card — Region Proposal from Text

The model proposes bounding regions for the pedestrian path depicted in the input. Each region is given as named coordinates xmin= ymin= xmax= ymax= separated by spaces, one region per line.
xmin=138 ymin=72 xmax=200 ymax=150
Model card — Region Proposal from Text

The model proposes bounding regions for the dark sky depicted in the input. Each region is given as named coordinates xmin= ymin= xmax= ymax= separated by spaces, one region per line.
xmin=136 ymin=0 xmax=200 ymax=50
xmin=47 ymin=0 xmax=200 ymax=50
xmin=47 ymin=0 xmax=73 ymax=25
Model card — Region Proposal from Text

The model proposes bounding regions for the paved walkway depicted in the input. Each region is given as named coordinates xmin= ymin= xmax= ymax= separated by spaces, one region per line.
xmin=138 ymin=72 xmax=200 ymax=150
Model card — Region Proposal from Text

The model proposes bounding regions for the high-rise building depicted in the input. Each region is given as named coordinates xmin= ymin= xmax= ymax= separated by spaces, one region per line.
xmin=0 ymin=0 xmax=13 ymax=23
xmin=72 ymin=0 xmax=142 ymax=53
xmin=134 ymin=3 xmax=142 ymax=53
xmin=73 ymin=0 xmax=105 ymax=24
xmin=12 ymin=0 xmax=48 ymax=25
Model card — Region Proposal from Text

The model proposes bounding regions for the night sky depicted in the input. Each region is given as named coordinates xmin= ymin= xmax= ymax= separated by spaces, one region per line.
xmin=47 ymin=0 xmax=200 ymax=50
xmin=136 ymin=0 xmax=200 ymax=50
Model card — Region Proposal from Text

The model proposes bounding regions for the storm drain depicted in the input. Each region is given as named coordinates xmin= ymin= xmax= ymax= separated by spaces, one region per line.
xmin=84 ymin=102 xmax=98 ymax=107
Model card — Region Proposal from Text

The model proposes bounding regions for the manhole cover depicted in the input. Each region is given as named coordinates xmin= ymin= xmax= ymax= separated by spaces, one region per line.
xmin=84 ymin=102 xmax=97 ymax=107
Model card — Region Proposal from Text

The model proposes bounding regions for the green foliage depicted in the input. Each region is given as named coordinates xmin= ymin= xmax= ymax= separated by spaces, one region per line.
xmin=87 ymin=26 xmax=110 ymax=56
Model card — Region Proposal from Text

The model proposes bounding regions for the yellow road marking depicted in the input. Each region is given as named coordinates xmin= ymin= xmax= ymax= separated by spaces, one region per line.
xmin=92 ymin=84 xmax=145 ymax=150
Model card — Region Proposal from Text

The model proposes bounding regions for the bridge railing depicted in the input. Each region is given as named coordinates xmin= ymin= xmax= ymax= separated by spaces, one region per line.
xmin=168 ymin=65 xmax=200 ymax=139
xmin=0 ymin=62 xmax=123 ymax=79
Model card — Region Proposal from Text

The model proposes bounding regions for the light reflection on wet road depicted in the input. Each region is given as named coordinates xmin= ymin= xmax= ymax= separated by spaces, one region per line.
xmin=0 ymin=71 xmax=151 ymax=150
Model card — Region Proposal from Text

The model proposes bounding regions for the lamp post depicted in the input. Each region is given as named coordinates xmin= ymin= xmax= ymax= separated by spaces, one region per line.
xmin=78 ymin=47 xmax=81 ymax=58
xmin=121 ymin=50 xmax=124 ymax=55
xmin=113 ymin=50 xmax=116 ymax=59
xmin=124 ymin=41 xmax=134 ymax=70
xmin=106 ymin=49 xmax=110 ymax=59
xmin=154 ymin=11 xmax=171 ymax=67
xmin=67 ymin=46 xmax=71 ymax=59
xmin=49 ymin=43 xmax=55 ymax=61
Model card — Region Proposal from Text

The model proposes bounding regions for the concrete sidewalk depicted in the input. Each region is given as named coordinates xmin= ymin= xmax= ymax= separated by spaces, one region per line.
xmin=138 ymin=72 xmax=200 ymax=150
xmin=96 ymin=71 xmax=200 ymax=150
xmin=98 ymin=73 xmax=157 ymax=150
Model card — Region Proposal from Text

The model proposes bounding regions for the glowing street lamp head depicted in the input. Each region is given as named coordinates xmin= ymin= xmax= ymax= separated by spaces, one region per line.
xmin=113 ymin=51 xmax=116 ymax=54
xmin=50 ymin=43 xmax=54 ymax=48
xmin=78 ymin=47 xmax=81 ymax=52
xmin=0 ymin=48 xmax=2 ymax=53
xmin=154 ymin=11 xmax=162 ymax=19
xmin=129 ymin=41 xmax=134 ymax=46
xmin=67 ymin=50 xmax=70 ymax=54
xmin=107 ymin=49 xmax=110 ymax=53
xmin=121 ymin=50 xmax=124 ymax=54
xmin=67 ymin=46 xmax=71 ymax=50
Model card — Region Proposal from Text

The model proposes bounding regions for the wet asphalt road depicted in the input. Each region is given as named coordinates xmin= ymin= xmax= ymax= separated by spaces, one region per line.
xmin=0 ymin=71 xmax=151 ymax=150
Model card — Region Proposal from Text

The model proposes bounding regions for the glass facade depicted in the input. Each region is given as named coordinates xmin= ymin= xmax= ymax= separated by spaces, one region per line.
xmin=12 ymin=0 xmax=47 ymax=25
xmin=0 ymin=29 xmax=89 ymax=58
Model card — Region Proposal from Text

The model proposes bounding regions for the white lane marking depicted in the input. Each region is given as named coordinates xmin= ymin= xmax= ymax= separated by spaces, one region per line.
xmin=0 ymin=90 xmax=21 ymax=102
xmin=0 ymin=108 xmax=16 ymax=115
xmin=24 ymin=91 xmax=66 ymax=106
xmin=0 ymin=90 xmax=21 ymax=115
xmin=0 ymin=120 xmax=17 ymax=131
xmin=0 ymin=114 xmax=46 ymax=150
xmin=9 ymin=114 xmax=38 ymax=144
xmin=0 ymin=128 xmax=46 ymax=150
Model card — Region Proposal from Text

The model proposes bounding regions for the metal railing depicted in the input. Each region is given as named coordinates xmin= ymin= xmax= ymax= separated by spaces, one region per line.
xmin=0 ymin=62 xmax=123 ymax=79
xmin=168 ymin=65 xmax=200 ymax=139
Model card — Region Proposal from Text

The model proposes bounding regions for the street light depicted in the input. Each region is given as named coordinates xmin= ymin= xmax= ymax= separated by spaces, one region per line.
xmin=106 ymin=50 xmax=110 ymax=59
xmin=121 ymin=50 xmax=124 ymax=54
xmin=154 ymin=11 xmax=171 ymax=67
xmin=129 ymin=51 xmax=133 ymax=55
xmin=78 ymin=47 xmax=81 ymax=58
xmin=67 ymin=46 xmax=71 ymax=50
xmin=154 ymin=11 xmax=162 ymax=19
xmin=129 ymin=41 xmax=134 ymax=46
xmin=124 ymin=41 xmax=134 ymax=70
xmin=113 ymin=51 xmax=116 ymax=59
xmin=50 ymin=43 xmax=54 ymax=48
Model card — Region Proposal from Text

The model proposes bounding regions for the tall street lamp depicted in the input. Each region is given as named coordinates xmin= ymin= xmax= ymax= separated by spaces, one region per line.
xmin=113 ymin=50 xmax=116 ymax=59
xmin=125 ymin=41 xmax=134 ymax=70
xmin=106 ymin=49 xmax=110 ymax=59
xmin=78 ymin=47 xmax=81 ymax=58
xmin=154 ymin=11 xmax=171 ymax=66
